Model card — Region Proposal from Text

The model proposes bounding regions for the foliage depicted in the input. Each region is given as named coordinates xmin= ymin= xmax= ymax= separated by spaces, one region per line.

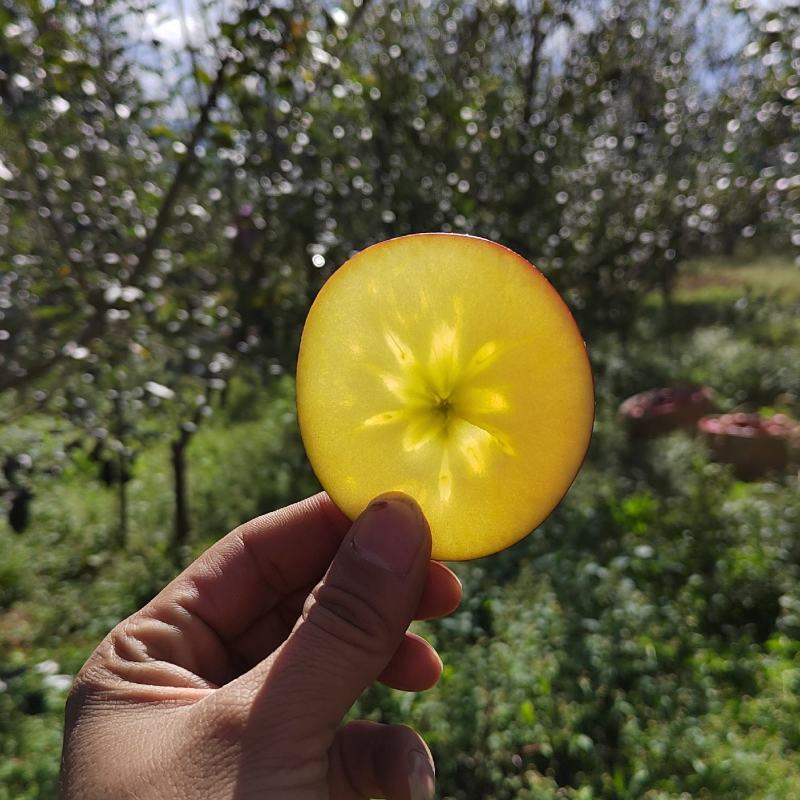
xmin=2 ymin=1 xmax=798 ymax=395
xmin=2 ymin=0 xmax=800 ymax=797
xmin=3 ymin=293 xmax=800 ymax=796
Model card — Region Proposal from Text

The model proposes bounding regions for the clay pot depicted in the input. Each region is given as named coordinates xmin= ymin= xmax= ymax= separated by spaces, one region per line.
xmin=620 ymin=385 xmax=716 ymax=438
xmin=698 ymin=413 xmax=799 ymax=480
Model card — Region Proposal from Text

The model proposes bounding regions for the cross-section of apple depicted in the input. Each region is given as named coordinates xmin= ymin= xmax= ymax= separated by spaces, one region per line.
xmin=296 ymin=233 xmax=594 ymax=560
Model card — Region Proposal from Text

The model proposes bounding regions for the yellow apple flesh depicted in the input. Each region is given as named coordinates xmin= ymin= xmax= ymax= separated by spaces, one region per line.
xmin=296 ymin=233 xmax=594 ymax=560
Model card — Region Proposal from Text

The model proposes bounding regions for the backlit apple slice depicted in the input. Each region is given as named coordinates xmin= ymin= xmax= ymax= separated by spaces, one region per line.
xmin=296 ymin=233 xmax=594 ymax=560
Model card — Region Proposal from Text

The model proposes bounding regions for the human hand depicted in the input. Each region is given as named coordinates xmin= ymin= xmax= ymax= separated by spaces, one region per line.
xmin=60 ymin=493 xmax=461 ymax=799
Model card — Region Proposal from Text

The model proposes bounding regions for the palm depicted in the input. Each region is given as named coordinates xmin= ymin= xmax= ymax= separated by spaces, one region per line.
xmin=62 ymin=493 xmax=458 ymax=800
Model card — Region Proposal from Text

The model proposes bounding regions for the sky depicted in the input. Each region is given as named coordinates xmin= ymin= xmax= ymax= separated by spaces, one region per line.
xmin=124 ymin=0 xmax=237 ymax=108
xmin=130 ymin=0 xmax=789 ymax=103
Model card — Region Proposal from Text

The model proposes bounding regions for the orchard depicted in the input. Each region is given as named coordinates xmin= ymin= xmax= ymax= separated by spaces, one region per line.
xmin=1 ymin=1 xmax=799 ymax=797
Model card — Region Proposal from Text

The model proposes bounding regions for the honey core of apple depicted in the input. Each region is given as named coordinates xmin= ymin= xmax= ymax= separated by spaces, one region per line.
xmin=296 ymin=233 xmax=594 ymax=561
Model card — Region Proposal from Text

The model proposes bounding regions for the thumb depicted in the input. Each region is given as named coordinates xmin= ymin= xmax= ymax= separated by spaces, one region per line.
xmin=246 ymin=493 xmax=431 ymax=742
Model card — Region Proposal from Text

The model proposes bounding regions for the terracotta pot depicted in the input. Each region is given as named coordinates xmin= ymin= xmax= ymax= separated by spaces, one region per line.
xmin=620 ymin=385 xmax=716 ymax=438
xmin=698 ymin=412 xmax=799 ymax=480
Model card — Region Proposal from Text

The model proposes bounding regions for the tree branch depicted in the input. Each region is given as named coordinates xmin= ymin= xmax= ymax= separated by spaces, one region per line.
xmin=525 ymin=3 xmax=545 ymax=122
xmin=0 ymin=307 xmax=105 ymax=393
xmin=349 ymin=0 xmax=370 ymax=30
xmin=134 ymin=53 xmax=230 ymax=279
xmin=178 ymin=0 xmax=206 ymax=107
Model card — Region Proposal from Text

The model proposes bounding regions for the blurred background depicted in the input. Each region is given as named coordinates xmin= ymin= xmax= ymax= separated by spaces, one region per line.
xmin=1 ymin=0 xmax=799 ymax=796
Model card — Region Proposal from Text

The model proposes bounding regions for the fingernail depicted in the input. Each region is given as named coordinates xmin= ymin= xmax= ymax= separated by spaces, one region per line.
xmin=352 ymin=494 xmax=426 ymax=576
xmin=408 ymin=748 xmax=435 ymax=800
xmin=448 ymin=567 xmax=463 ymax=592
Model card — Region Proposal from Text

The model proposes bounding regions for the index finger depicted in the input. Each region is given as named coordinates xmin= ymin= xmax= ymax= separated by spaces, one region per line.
xmin=146 ymin=492 xmax=351 ymax=644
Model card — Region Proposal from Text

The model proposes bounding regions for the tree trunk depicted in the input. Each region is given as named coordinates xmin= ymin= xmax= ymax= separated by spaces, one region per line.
xmin=525 ymin=7 xmax=545 ymax=122
xmin=116 ymin=457 xmax=128 ymax=549
xmin=171 ymin=436 xmax=190 ymax=554
xmin=661 ymin=266 xmax=675 ymax=335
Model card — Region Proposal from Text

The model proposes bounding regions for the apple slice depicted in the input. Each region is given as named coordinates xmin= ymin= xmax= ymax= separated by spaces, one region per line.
xmin=296 ymin=233 xmax=594 ymax=560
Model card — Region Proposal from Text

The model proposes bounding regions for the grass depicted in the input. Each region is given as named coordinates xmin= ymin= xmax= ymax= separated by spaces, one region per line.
xmin=675 ymin=252 xmax=800 ymax=304
xmin=0 ymin=379 xmax=318 ymax=798
xmin=640 ymin=252 xmax=800 ymax=363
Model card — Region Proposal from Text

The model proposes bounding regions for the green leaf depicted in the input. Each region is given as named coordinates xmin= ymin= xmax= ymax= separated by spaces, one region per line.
xmin=519 ymin=700 xmax=536 ymax=724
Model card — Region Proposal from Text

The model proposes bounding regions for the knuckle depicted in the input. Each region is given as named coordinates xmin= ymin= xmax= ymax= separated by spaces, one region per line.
xmin=64 ymin=636 xmax=119 ymax=710
xmin=305 ymin=581 xmax=399 ymax=657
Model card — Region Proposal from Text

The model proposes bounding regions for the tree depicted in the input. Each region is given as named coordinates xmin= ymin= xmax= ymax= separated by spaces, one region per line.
xmin=0 ymin=0 xmax=230 ymax=396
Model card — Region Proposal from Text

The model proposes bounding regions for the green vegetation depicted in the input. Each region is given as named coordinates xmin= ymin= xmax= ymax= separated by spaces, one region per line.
xmin=2 ymin=0 xmax=799 ymax=796
xmin=675 ymin=254 xmax=800 ymax=305
xmin=3 ymin=284 xmax=800 ymax=798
